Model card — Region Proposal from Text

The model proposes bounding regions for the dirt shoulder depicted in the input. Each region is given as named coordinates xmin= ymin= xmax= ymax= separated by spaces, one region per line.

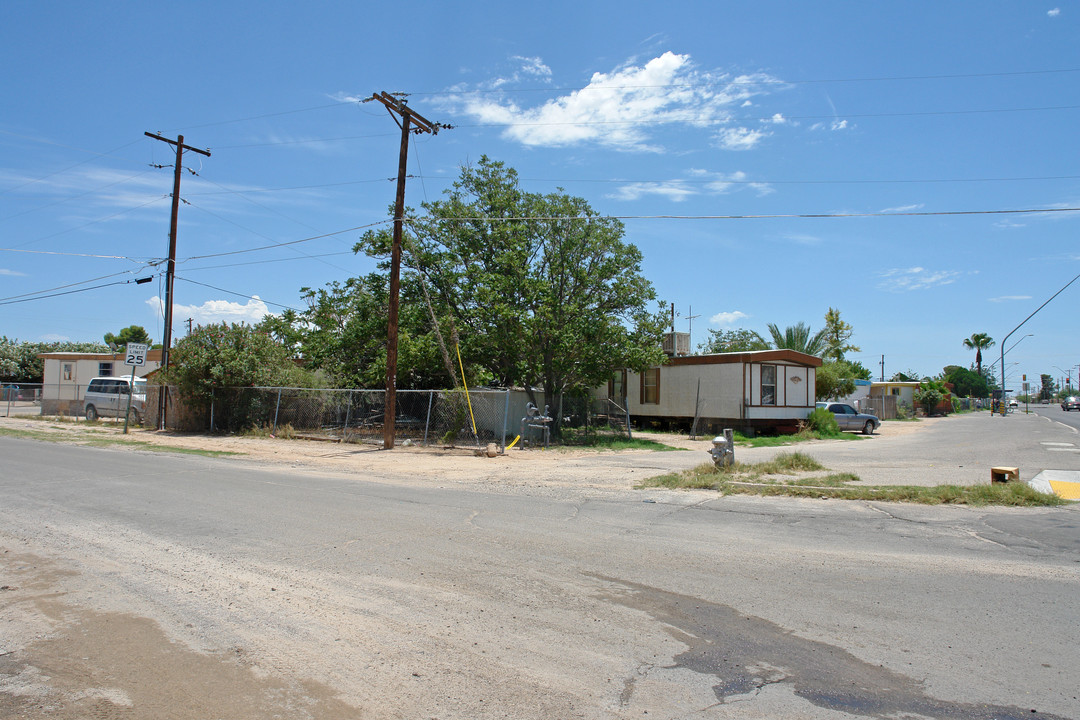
xmin=0 ymin=414 xmax=938 ymax=492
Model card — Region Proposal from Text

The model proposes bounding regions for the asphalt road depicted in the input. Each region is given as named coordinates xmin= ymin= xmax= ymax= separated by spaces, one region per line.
xmin=1 ymin=433 xmax=1078 ymax=719
xmin=737 ymin=408 xmax=1080 ymax=487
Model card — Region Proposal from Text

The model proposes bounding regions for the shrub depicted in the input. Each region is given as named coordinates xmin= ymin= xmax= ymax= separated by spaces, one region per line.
xmin=803 ymin=407 xmax=840 ymax=435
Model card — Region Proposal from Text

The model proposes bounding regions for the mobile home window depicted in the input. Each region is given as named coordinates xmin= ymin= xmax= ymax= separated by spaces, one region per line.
xmin=761 ymin=365 xmax=777 ymax=406
xmin=641 ymin=368 xmax=660 ymax=405
xmin=63 ymin=363 xmax=73 ymax=381
xmin=98 ymin=362 xmax=113 ymax=377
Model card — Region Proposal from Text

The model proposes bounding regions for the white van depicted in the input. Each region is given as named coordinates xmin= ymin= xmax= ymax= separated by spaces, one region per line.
xmin=84 ymin=376 xmax=147 ymax=424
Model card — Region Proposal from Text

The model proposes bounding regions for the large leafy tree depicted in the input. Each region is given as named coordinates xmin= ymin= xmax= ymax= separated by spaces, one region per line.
xmin=103 ymin=325 xmax=153 ymax=351
xmin=258 ymin=273 xmax=453 ymax=390
xmin=962 ymin=332 xmax=995 ymax=377
xmin=356 ymin=156 xmax=667 ymax=422
xmin=766 ymin=322 xmax=827 ymax=356
xmin=698 ymin=328 xmax=769 ymax=353
xmin=0 ymin=337 xmax=109 ymax=382
xmin=942 ymin=365 xmax=990 ymax=397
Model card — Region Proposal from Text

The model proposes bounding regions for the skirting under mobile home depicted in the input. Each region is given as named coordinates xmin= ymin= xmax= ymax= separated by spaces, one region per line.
xmin=604 ymin=350 xmax=822 ymax=433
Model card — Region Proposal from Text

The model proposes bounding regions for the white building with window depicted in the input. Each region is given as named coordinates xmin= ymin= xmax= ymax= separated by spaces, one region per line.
xmin=604 ymin=349 xmax=822 ymax=434
xmin=37 ymin=350 xmax=162 ymax=415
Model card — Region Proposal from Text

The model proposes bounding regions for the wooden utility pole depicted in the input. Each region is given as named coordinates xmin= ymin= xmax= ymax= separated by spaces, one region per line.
xmin=364 ymin=93 xmax=446 ymax=449
xmin=144 ymin=132 xmax=210 ymax=430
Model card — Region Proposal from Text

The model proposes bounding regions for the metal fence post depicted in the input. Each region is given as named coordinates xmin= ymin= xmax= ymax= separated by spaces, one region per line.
xmin=423 ymin=390 xmax=433 ymax=446
xmin=501 ymin=388 xmax=510 ymax=450
xmin=344 ymin=389 xmax=353 ymax=440
xmin=273 ymin=388 xmax=282 ymax=434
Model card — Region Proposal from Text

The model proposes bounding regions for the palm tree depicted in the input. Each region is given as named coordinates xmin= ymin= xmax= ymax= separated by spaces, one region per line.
xmin=766 ymin=322 xmax=828 ymax=356
xmin=962 ymin=333 xmax=995 ymax=376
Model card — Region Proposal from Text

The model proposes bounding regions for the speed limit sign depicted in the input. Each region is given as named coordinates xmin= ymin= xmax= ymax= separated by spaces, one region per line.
xmin=125 ymin=343 xmax=149 ymax=367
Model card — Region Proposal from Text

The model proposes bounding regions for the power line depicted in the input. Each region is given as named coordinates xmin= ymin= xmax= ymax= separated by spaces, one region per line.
xmin=0 ymin=273 xmax=158 ymax=306
xmin=174 ymin=276 xmax=302 ymax=313
xmin=182 ymin=198 xmax=353 ymax=273
xmin=182 ymin=250 xmax=355 ymax=273
xmin=0 ymin=247 xmax=152 ymax=261
xmin=407 ymin=67 xmax=1080 ymax=97
xmin=517 ymin=174 xmax=1080 ymax=187
xmin=406 ymin=206 xmax=1080 ymax=223
xmin=447 ymin=103 xmax=1080 ymax=132
xmin=169 ymin=100 xmax=359 ymax=131
xmin=0 ymin=135 xmax=143 ymax=197
xmin=181 ymin=220 xmax=390 ymax=262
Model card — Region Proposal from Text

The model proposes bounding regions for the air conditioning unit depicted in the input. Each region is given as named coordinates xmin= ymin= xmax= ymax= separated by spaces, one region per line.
xmin=662 ymin=332 xmax=690 ymax=357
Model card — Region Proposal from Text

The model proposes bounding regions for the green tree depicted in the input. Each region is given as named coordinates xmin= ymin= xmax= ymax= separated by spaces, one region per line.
xmin=766 ymin=322 xmax=827 ymax=356
xmin=258 ymin=273 xmax=454 ymax=390
xmin=889 ymin=370 xmax=920 ymax=382
xmin=0 ymin=337 xmax=110 ymax=382
xmin=962 ymin=333 xmax=995 ymax=377
xmin=821 ymin=307 xmax=860 ymax=362
xmin=915 ymin=379 xmax=949 ymax=416
xmin=103 ymin=325 xmax=153 ymax=351
xmin=698 ymin=328 xmax=769 ymax=353
xmin=163 ymin=323 xmax=314 ymax=410
xmin=942 ymin=365 xmax=989 ymax=398
xmin=815 ymin=361 xmax=857 ymax=401
xmin=355 ymin=156 xmax=667 ymax=427
xmin=1040 ymin=373 xmax=1056 ymax=402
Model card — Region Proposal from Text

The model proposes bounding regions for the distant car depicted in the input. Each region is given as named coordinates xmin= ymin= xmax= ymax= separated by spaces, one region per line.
xmin=1008 ymin=399 xmax=1019 ymax=408
xmin=816 ymin=402 xmax=880 ymax=435
xmin=1063 ymin=396 xmax=1080 ymax=412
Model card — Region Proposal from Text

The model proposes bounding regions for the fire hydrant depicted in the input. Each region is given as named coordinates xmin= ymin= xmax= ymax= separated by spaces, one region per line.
xmin=708 ymin=429 xmax=735 ymax=469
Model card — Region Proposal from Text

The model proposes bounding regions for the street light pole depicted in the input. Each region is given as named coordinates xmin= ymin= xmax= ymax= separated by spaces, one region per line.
xmin=998 ymin=273 xmax=1080 ymax=416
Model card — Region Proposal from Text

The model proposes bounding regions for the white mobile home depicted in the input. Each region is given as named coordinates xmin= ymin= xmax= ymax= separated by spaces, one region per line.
xmin=605 ymin=349 xmax=822 ymax=433
xmin=37 ymin=350 xmax=162 ymax=416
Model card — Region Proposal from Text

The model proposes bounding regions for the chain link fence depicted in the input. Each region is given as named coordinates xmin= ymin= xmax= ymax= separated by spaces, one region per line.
xmin=207 ymin=387 xmax=513 ymax=448
xmin=1 ymin=382 xmax=43 ymax=417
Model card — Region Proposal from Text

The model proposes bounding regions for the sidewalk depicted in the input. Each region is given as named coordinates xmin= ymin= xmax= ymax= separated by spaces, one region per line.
xmin=734 ymin=411 xmax=1080 ymax=489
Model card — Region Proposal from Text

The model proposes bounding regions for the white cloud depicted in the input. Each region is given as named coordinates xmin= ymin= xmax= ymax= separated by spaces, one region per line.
xmin=1048 ymin=7 xmax=1061 ymax=16
xmin=881 ymin=203 xmax=924 ymax=213
xmin=768 ymin=113 xmax=788 ymax=125
xmin=0 ymin=268 xmax=27 ymax=276
xmin=452 ymin=52 xmax=781 ymax=151
xmin=512 ymin=56 xmax=552 ymax=79
xmin=607 ymin=170 xmax=772 ymax=202
xmin=607 ymin=181 xmax=696 ymax=202
xmin=145 ymin=295 xmax=272 ymax=325
xmin=877 ymin=267 xmax=961 ymax=292
xmin=989 ymin=295 xmax=1033 ymax=302
xmin=710 ymin=310 xmax=749 ymax=325
xmin=39 ymin=333 xmax=70 ymax=342
xmin=714 ymin=126 xmax=767 ymax=150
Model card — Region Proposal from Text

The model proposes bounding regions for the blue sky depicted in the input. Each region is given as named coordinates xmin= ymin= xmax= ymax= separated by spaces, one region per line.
xmin=2 ymin=2 xmax=1078 ymax=390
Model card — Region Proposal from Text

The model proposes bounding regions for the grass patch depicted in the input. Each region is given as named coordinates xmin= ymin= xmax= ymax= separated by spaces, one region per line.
xmin=555 ymin=428 xmax=679 ymax=451
xmin=641 ymin=457 xmax=1067 ymax=507
xmin=240 ymin=423 xmax=300 ymax=440
xmin=0 ymin=425 xmax=240 ymax=458
xmin=79 ymin=436 xmax=240 ymax=457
